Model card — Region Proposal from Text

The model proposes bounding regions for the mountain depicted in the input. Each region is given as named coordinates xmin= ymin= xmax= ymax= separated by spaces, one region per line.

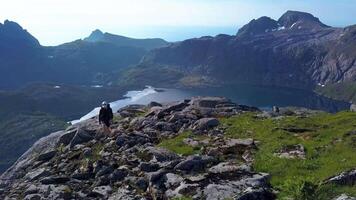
xmin=120 ymin=11 xmax=356 ymax=102
xmin=0 ymin=21 xmax=167 ymax=89
xmin=0 ymin=20 xmax=40 ymax=48
xmin=84 ymin=29 xmax=168 ymax=50
xmin=1 ymin=97 xmax=355 ymax=199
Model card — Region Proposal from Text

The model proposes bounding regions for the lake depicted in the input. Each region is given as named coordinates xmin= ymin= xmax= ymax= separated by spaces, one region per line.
xmin=72 ymin=85 xmax=350 ymax=124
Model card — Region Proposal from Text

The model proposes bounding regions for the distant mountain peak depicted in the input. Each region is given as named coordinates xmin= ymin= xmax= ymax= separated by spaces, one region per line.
xmin=237 ymin=16 xmax=279 ymax=36
xmin=278 ymin=10 xmax=329 ymax=30
xmin=84 ymin=29 xmax=105 ymax=42
xmin=83 ymin=30 xmax=168 ymax=50
xmin=0 ymin=20 xmax=40 ymax=47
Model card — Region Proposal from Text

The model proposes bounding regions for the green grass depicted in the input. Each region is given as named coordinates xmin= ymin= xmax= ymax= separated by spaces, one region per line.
xmin=157 ymin=131 xmax=202 ymax=156
xmin=221 ymin=111 xmax=356 ymax=199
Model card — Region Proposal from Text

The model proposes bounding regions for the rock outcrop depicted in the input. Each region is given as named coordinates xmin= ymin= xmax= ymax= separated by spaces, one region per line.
xmin=0 ymin=97 xmax=276 ymax=200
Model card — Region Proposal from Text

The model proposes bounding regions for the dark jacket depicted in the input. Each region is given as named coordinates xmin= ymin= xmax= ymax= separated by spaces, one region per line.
xmin=99 ymin=106 xmax=113 ymax=123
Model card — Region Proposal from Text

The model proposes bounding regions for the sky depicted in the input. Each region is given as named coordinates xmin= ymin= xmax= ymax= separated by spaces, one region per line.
xmin=0 ymin=0 xmax=355 ymax=46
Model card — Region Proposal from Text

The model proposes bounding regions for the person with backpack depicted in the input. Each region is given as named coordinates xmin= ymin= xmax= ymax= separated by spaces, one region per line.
xmin=99 ymin=101 xmax=113 ymax=135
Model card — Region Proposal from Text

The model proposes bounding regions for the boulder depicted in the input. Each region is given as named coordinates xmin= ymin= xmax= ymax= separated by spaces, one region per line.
xmin=24 ymin=194 xmax=42 ymax=200
xmin=144 ymin=147 xmax=180 ymax=162
xmin=25 ymin=168 xmax=51 ymax=181
xmin=164 ymin=173 xmax=184 ymax=189
xmin=109 ymin=168 xmax=128 ymax=182
xmin=350 ymin=104 xmax=356 ymax=112
xmin=237 ymin=188 xmax=275 ymax=200
xmin=193 ymin=118 xmax=220 ymax=131
xmin=91 ymin=185 xmax=112 ymax=198
xmin=139 ymin=162 xmax=160 ymax=172
xmin=37 ymin=150 xmax=56 ymax=161
xmin=326 ymin=169 xmax=356 ymax=186
xmin=334 ymin=194 xmax=356 ymax=200
xmin=174 ymin=155 xmax=216 ymax=173
xmin=157 ymin=102 xmax=189 ymax=118
xmin=57 ymin=129 xmax=77 ymax=146
xmin=190 ymin=97 xmax=230 ymax=108
xmin=208 ymin=162 xmax=251 ymax=175
xmin=69 ymin=128 xmax=94 ymax=148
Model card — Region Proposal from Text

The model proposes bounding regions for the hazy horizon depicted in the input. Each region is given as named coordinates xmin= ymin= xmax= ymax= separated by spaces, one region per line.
xmin=1 ymin=0 xmax=355 ymax=46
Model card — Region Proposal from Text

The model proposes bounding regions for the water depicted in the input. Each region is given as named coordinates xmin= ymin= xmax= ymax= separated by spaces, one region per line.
xmin=71 ymin=85 xmax=350 ymax=124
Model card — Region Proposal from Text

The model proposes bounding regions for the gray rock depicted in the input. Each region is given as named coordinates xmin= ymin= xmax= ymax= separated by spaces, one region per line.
xmin=24 ymin=194 xmax=42 ymax=200
xmin=174 ymin=155 xmax=216 ymax=173
xmin=139 ymin=162 xmax=160 ymax=172
xmin=91 ymin=185 xmax=112 ymax=198
xmin=193 ymin=118 xmax=219 ymax=131
xmin=108 ymin=187 xmax=136 ymax=200
xmin=326 ymin=169 xmax=356 ymax=186
xmin=108 ymin=168 xmax=128 ymax=182
xmin=25 ymin=168 xmax=51 ymax=181
xmin=350 ymin=104 xmax=356 ymax=112
xmin=24 ymin=185 xmax=39 ymax=195
xmin=144 ymin=147 xmax=179 ymax=162
xmin=208 ymin=162 xmax=251 ymax=175
xmin=237 ymin=187 xmax=275 ymax=200
xmin=203 ymin=183 xmax=241 ymax=200
xmin=57 ymin=129 xmax=77 ymax=146
xmin=164 ymin=173 xmax=184 ymax=189
xmin=40 ymin=176 xmax=70 ymax=185
xmin=334 ymin=194 xmax=356 ymax=200
xmin=190 ymin=96 xmax=230 ymax=108
xmin=37 ymin=150 xmax=56 ymax=161
xmin=157 ymin=102 xmax=189 ymax=118
xmin=69 ymin=128 xmax=94 ymax=148
xmin=135 ymin=178 xmax=148 ymax=191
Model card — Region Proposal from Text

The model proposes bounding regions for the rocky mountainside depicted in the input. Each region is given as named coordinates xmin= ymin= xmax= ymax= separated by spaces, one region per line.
xmin=121 ymin=11 xmax=356 ymax=95
xmin=1 ymin=96 xmax=355 ymax=199
xmin=84 ymin=29 xmax=168 ymax=50
xmin=0 ymin=97 xmax=273 ymax=199
xmin=0 ymin=21 xmax=166 ymax=89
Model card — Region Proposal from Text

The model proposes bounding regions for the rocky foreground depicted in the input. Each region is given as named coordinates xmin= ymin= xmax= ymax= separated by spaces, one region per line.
xmin=0 ymin=97 xmax=354 ymax=200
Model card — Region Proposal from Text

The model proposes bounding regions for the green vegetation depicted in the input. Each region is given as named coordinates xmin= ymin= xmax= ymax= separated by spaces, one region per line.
xmin=315 ymin=82 xmax=356 ymax=103
xmin=220 ymin=112 xmax=356 ymax=199
xmin=171 ymin=196 xmax=193 ymax=200
xmin=158 ymin=131 xmax=201 ymax=156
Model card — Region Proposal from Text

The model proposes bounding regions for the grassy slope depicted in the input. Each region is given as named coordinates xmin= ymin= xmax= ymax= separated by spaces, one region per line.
xmin=315 ymin=83 xmax=356 ymax=103
xmin=0 ymin=112 xmax=67 ymax=172
xmin=221 ymin=112 xmax=356 ymax=199
xmin=158 ymin=112 xmax=356 ymax=199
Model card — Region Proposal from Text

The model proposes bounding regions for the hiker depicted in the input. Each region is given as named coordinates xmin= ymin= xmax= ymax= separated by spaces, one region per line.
xmin=99 ymin=101 xmax=113 ymax=135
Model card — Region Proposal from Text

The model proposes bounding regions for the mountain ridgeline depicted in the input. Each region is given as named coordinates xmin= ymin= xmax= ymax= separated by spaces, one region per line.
xmin=121 ymin=11 xmax=356 ymax=101
xmin=0 ymin=23 xmax=168 ymax=89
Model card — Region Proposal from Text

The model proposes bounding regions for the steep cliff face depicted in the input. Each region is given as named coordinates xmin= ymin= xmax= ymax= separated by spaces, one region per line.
xmin=125 ymin=11 xmax=356 ymax=91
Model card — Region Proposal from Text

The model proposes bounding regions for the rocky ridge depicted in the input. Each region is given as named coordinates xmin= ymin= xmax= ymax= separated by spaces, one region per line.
xmin=0 ymin=97 xmax=275 ymax=200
